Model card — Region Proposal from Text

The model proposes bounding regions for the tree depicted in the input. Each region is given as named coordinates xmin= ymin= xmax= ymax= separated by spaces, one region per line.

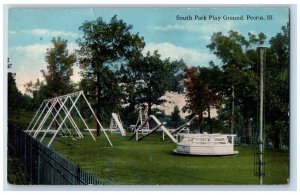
xmin=169 ymin=105 xmax=183 ymax=128
xmin=207 ymin=31 xmax=265 ymax=143
xmin=183 ymin=67 xmax=219 ymax=132
xmin=206 ymin=27 xmax=289 ymax=147
xmin=41 ymin=37 xmax=76 ymax=97
xmin=7 ymin=58 xmax=32 ymax=126
xmin=77 ymin=15 xmax=145 ymax=135
xmin=7 ymin=58 xmax=23 ymax=114
xmin=120 ymin=51 xmax=187 ymax=116
xmin=198 ymin=64 xmax=223 ymax=133
xmin=264 ymin=23 xmax=289 ymax=148
xmin=25 ymin=78 xmax=47 ymax=110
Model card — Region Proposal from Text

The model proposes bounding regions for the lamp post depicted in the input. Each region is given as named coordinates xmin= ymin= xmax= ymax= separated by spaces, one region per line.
xmin=258 ymin=46 xmax=267 ymax=185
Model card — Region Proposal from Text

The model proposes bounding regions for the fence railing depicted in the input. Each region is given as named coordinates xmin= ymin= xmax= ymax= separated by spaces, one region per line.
xmin=8 ymin=124 xmax=102 ymax=185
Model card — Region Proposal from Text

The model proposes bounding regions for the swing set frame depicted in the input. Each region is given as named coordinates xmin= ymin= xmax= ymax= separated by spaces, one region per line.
xmin=25 ymin=91 xmax=113 ymax=148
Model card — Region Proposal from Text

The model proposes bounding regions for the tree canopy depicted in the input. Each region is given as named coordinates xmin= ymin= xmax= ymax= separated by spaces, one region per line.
xmin=41 ymin=37 xmax=76 ymax=97
xmin=120 ymin=51 xmax=187 ymax=116
xmin=183 ymin=66 xmax=220 ymax=132
xmin=8 ymin=58 xmax=32 ymax=116
xmin=8 ymin=58 xmax=24 ymax=113
xmin=77 ymin=15 xmax=145 ymax=135
xmin=204 ymin=24 xmax=289 ymax=147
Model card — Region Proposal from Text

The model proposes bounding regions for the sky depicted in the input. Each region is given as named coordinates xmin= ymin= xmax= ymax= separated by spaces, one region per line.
xmin=7 ymin=7 xmax=289 ymax=93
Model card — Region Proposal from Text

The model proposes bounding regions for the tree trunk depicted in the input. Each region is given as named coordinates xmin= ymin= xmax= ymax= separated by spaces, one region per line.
xmin=273 ymin=128 xmax=280 ymax=149
xmin=207 ymin=104 xmax=213 ymax=134
xmin=147 ymin=102 xmax=152 ymax=116
xmin=242 ymin=118 xmax=247 ymax=144
xmin=243 ymin=118 xmax=253 ymax=144
xmin=248 ymin=118 xmax=253 ymax=144
xmin=96 ymin=110 xmax=100 ymax=136
xmin=198 ymin=113 xmax=203 ymax=133
xmin=96 ymin=72 xmax=101 ymax=137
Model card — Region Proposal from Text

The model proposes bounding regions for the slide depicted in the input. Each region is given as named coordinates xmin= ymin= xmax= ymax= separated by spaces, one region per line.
xmin=112 ymin=113 xmax=126 ymax=136
xmin=148 ymin=115 xmax=177 ymax=143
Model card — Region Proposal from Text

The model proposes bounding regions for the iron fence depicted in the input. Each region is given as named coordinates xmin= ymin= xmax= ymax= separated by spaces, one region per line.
xmin=8 ymin=124 xmax=103 ymax=185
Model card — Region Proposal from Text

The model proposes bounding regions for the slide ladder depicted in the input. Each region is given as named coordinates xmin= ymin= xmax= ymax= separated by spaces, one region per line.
xmin=111 ymin=113 xmax=126 ymax=136
xmin=129 ymin=115 xmax=177 ymax=143
xmin=129 ymin=115 xmax=152 ymax=140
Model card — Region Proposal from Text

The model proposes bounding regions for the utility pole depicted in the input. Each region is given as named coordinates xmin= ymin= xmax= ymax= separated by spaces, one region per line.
xmin=258 ymin=46 xmax=266 ymax=185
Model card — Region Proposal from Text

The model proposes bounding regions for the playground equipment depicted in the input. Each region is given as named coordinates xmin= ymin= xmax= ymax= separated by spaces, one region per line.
xmin=109 ymin=113 xmax=126 ymax=136
xmin=129 ymin=114 xmax=177 ymax=143
xmin=131 ymin=107 xmax=150 ymax=134
xmin=129 ymin=106 xmax=176 ymax=141
xmin=131 ymin=114 xmax=198 ymax=142
xmin=25 ymin=91 xmax=113 ymax=148
xmin=173 ymin=133 xmax=239 ymax=156
xmin=83 ymin=113 xmax=126 ymax=136
xmin=129 ymin=109 xmax=238 ymax=156
xmin=169 ymin=115 xmax=199 ymax=136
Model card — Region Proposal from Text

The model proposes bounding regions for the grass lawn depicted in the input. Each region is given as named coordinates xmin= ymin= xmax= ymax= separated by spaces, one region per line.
xmin=49 ymin=131 xmax=289 ymax=185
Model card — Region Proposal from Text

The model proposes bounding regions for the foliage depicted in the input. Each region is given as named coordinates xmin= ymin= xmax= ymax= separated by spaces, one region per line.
xmin=168 ymin=105 xmax=184 ymax=128
xmin=183 ymin=66 xmax=220 ymax=131
xmin=22 ymin=38 xmax=76 ymax=111
xmin=25 ymin=79 xmax=47 ymax=110
xmin=7 ymin=58 xmax=32 ymax=115
xmin=206 ymin=25 xmax=289 ymax=147
xmin=77 ymin=15 xmax=145 ymax=134
xmin=206 ymin=30 xmax=264 ymax=143
xmin=207 ymin=30 xmax=266 ymax=69
xmin=264 ymin=24 xmax=290 ymax=148
xmin=119 ymin=51 xmax=186 ymax=116
xmin=8 ymin=72 xmax=23 ymax=113
xmin=41 ymin=37 xmax=76 ymax=97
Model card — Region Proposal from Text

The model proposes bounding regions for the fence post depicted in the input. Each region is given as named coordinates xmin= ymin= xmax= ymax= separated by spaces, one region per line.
xmin=29 ymin=136 xmax=33 ymax=184
xmin=76 ymin=164 xmax=81 ymax=185
xmin=37 ymin=143 xmax=40 ymax=184
xmin=24 ymin=132 xmax=27 ymax=176
xmin=51 ymin=153 xmax=54 ymax=185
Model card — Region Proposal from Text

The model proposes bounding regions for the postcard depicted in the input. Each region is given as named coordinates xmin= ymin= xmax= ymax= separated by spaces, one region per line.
xmin=6 ymin=7 xmax=290 ymax=187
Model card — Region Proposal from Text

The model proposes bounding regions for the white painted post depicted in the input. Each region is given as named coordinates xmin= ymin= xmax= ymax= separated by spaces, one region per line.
xmin=46 ymin=103 xmax=69 ymax=132
xmin=47 ymin=93 xmax=82 ymax=147
xmin=81 ymin=92 xmax=113 ymax=147
xmin=68 ymin=94 xmax=96 ymax=141
xmin=51 ymin=104 xmax=72 ymax=135
xmin=56 ymin=97 xmax=83 ymax=138
xmin=111 ymin=113 xmax=126 ymax=136
xmin=39 ymin=97 xmax=69 ymax=142
xmin=150 ymin=115 xmax=177 ymax=143
xmin=26 ymin=100 xmax=46 ymax=131
xmin=29 ymin=100 xmax=50 ymax=136
xmin=33 ymin=99 xmax=58 ymax=138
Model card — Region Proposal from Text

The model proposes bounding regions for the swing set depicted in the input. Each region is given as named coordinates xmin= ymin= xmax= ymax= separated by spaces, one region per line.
xmin=25 ymin=91 xmax=113 ymax=148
